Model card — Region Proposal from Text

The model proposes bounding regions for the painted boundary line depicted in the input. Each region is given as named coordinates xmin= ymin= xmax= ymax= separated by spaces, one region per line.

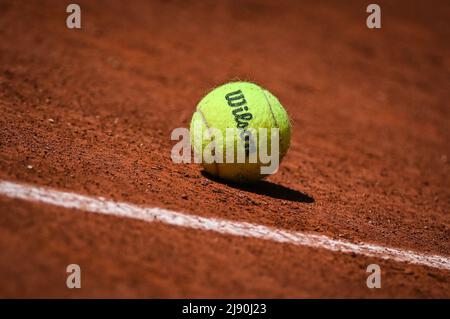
xmin=0 ymin=180 xmax=449 ymax=271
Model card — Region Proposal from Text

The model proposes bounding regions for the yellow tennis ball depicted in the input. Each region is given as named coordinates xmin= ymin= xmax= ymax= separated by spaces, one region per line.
xmin=190 ymin=81 xmax=291 ymax=183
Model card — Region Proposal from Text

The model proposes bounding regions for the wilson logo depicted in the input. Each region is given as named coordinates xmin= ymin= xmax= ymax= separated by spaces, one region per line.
xmin=225 ymin=90 xmax=256 ymax=155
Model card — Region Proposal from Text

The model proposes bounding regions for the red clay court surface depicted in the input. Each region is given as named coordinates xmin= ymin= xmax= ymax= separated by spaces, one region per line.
xmin=0 ymin=0 xmax=449 ymax=297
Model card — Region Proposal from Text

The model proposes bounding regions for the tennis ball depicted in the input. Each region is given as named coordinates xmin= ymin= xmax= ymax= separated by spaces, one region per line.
xmin=190 ymin=81 xmax=291 ymax=183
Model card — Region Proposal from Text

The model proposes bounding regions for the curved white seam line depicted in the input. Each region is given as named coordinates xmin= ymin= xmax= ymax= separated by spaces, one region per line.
xmin=261 ymin=89 xmax=279 ymax=128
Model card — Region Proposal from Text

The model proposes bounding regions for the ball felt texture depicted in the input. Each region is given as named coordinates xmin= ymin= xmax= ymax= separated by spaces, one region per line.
xmin=190 ymin=81 xmax=291 ymax=183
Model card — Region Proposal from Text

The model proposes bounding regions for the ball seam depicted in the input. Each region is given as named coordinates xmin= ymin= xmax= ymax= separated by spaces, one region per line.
xmin=262 ymin=90 xmax=279 ymax=128
xmin=197 ymin=109 xmax=221 ymax=177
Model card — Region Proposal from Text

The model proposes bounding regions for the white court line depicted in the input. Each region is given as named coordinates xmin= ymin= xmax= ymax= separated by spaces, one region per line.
xmin=0 ymin=180 xmax=449 ymax=271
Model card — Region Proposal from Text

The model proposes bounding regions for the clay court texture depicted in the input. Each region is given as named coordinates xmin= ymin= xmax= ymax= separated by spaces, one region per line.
xmin=0 ymin=0 xmax=449 ymax=297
